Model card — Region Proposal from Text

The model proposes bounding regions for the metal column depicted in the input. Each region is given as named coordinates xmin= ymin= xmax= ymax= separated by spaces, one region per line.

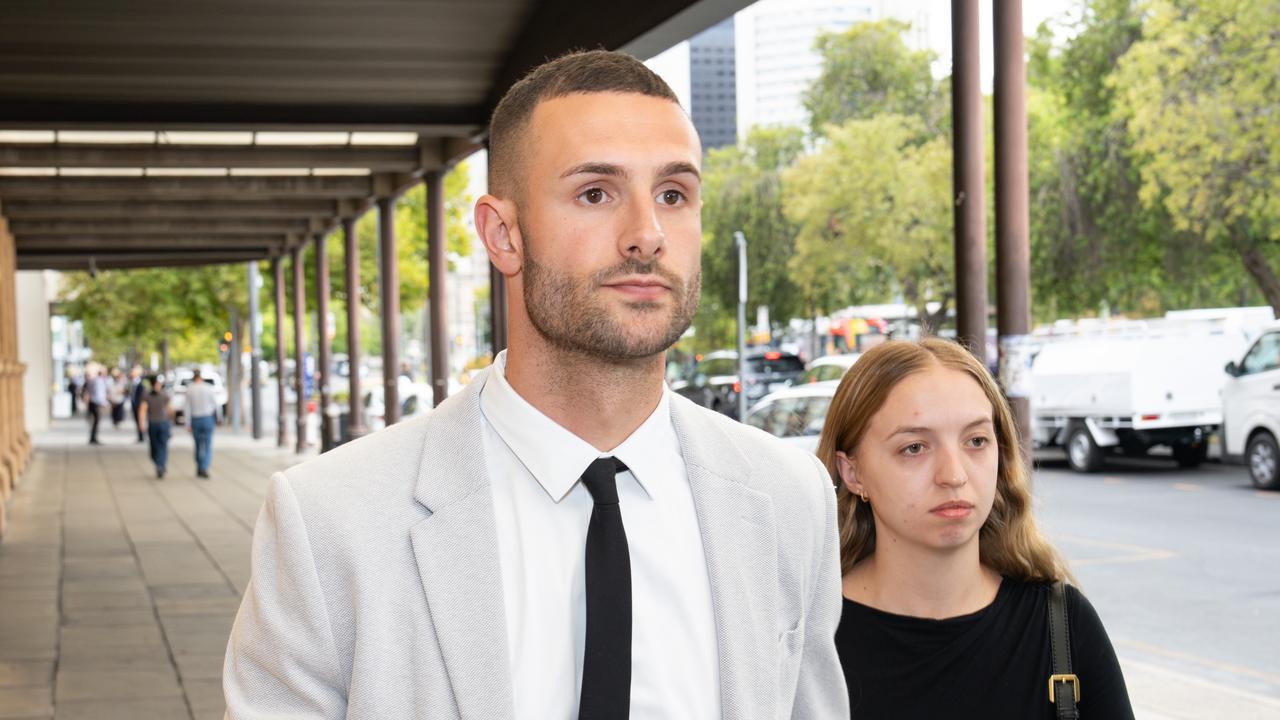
xmin=292 ymin=245 xmax=308 ymax=452
xmin=994 ymin=0 xmax=1033 ymax=453
xmin=314 ymin=232 xmax=333 ymax=452
xmin=952 ymin=0 xmax=988 ymax=362
xmin=248 ymin=261 xmax=263 ymax=440
xmin=343 ymin=216 xmax=365 ymax=440
xmin=272 ymin=258 xmax=288 ymax=448
xmin=426 ymin=171 xmax=448 ymax=407
xmin=378 ymin=196 xmax=401 ymax=426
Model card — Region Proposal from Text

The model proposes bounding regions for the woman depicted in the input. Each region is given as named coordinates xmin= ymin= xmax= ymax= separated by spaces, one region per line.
xmin=817 ymin=338 xmax=1134 ymax=719
xmin=138 ymin=375 xmax=173 ymax=479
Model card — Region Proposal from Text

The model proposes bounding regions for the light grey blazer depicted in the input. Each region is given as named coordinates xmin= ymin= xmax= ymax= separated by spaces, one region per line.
xmin=223 ymin=366 xmax=849 ymax=719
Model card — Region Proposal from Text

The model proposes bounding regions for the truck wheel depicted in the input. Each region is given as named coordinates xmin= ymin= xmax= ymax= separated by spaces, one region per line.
xmin=1247 ymin=432 xmax=1280 ymax=490
xmin=1173 ymin=442 xmax=1208 ymax=469
xmin=1067 ymin=425 xmax=1104 ymax=473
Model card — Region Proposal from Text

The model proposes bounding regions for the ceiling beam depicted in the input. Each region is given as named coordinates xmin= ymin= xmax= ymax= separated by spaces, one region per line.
xmin=9 ymin=218 xmax=312 ymax=236
xmin=16 ymin=235 xmax=285 ymax=250
xmin=0 ymin=143 xmax=422 ymax=170
xmin=0 ymin=100 xmax=486 ymax=133
xmin=3 ymin=199 xmax=338 ymax=220
xmin=17 ymin=249 xmax=275 ymax=271
xmin=0 ymin=175 xmax=375 ymax=201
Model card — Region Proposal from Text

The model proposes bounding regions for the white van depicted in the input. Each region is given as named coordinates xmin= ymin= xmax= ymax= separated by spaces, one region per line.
xmin=1223 ymin=322 xmax=1280 ymax=489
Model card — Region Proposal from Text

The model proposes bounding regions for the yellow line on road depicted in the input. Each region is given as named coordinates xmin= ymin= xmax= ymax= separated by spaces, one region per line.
xmin=1056 ymin=534 xmax=1178 ymax=567
xmin=1172 ymin=483 xmax=1203 ymax=492
xmin=1256 ymin=491 xmax=1280 ymax=499
xmin=1104 ymin=477 xmax=1125 ymax=485
xmin=1118 ymin=639 xmax=1280 ymax=687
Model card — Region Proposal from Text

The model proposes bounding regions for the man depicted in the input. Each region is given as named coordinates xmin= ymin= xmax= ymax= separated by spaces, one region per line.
xmin=129 ymin=366 xmax=146 ymax=443
xmin=185 ymin=369 xmax=218 ymax=479
xmin=224 ymin=50 xmax=846 ymax=719
xmin=138 ymin=375 xmax=174 ymax=479
xmin=84 ymin=366 xmax=107 ymax=445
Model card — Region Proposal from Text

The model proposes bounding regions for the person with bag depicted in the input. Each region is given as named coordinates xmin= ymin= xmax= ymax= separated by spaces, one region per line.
xmin=818 ymin=338 xmax=1134 ymax=720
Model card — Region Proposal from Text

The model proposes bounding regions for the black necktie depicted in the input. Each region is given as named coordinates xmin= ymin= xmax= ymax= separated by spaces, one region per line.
xmin=578 ymin=457 xmax=631 ymax=720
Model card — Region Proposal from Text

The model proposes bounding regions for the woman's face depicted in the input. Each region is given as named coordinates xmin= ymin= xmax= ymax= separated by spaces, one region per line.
xmin=836 ymin=364 xmax=1000 ymax=556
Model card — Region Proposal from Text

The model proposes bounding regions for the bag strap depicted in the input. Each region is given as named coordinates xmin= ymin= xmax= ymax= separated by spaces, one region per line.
xmin=1048 ymin=581 xmax=1081 ymax=719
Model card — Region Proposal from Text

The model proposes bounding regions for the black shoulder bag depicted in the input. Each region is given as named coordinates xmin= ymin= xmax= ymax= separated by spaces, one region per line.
xmin=1048 ymin=581 xmax=1081 ymax=719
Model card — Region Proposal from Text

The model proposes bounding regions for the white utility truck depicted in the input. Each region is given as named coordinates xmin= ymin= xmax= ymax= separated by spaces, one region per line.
xmin=1029 ymin=308 xmax=1273 ymax=473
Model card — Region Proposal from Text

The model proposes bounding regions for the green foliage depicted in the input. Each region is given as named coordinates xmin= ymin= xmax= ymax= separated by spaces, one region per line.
xmin=699 ymin=127 xmax=806 ymax=342
xmin=804 ymin=19 xmax=946 ymax=138
xmin=1111 ymin=0 xmax=1280 ymax=311
xmin=784 ymin=115 xmax=953 ymax=329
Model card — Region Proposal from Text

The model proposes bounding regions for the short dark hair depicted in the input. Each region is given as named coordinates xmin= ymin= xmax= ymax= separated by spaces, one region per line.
xmin=487 ymin=49 xmax=681 ymax=200
xmin=192 ymin=369 xmax=202 ymax=381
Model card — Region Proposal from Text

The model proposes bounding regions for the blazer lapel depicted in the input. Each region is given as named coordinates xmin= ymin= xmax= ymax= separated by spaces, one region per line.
xmin=672 ymin=397 xmax=779 ymax=720
xmin=409 ymin=368 xmax=514 ymax=720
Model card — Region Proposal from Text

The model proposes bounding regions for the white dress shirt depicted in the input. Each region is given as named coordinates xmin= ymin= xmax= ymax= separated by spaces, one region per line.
xmin=479 ymin=351 xmax=721 ymax=720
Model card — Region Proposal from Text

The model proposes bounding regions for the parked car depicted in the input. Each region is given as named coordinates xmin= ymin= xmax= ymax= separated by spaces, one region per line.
xmin=1223 ymin=322 xmax=1280 ymax=489
xmin=791 ymin=353 xmax=861 ymax=386
xmin=744 ymin=383 xmax=839 ymax=453
xmin=362 ymin=380 xmax=435 ymax=431
xmin=171 ymin=368 xmax=227 ymax=425
xmin=673 ymin=349 xmax=805 ymax=419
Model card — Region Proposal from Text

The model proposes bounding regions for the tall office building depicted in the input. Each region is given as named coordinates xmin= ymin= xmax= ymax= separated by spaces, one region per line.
xmin=735 ymin=0 xmax=876 ymax=134
xmin=688 ymin=18 xmax=737 ymax=151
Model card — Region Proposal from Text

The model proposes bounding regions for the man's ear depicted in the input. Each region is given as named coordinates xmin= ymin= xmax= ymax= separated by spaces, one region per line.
xmin=474 ymin=194 xmax=522 ymax=277
xmin=835 ymin=450 xmax=865 ymax=498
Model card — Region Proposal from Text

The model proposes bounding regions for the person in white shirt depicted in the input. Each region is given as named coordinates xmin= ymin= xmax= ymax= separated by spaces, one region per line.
xmin=185 ymin=369 xmax=218 ymax=479
xmin=224 ymin=50 xmax=847 ymax=720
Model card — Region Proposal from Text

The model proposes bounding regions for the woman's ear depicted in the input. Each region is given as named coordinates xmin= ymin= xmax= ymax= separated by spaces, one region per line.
xmin=474 ymin=194 xmax=522 ymax=277
xmin=835 ymin=450 xmax=863 ymax=498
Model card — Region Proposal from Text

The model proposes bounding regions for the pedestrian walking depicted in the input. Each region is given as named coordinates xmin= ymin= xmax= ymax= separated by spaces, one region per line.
xmin=185 ymin=369 xmax=218 ymax=478
xmin=818 ymin=338 xmax=1134 ymax=720
xmin=83 ymin=366 xmax=107 ymax=445
xmin=129 ymin=366 xmax=146 ymax=443
xmin=138 ymin=375 xmax=173 ymax=479
xmin=108 ymin=367 xmax=127 ymax=428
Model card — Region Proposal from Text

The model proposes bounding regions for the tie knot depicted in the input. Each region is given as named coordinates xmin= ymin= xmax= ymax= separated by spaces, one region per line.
xmin=581 ymin=457 xmax=627 ymax=506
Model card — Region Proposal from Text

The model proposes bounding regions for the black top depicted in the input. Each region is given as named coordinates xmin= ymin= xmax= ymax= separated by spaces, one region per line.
xmin=835 ymin=577 xmax=1135 ymax=720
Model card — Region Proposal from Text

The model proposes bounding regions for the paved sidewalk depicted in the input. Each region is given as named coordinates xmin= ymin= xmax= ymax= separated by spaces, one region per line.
xmin=0 ymin=418 xmax=312 ymax=720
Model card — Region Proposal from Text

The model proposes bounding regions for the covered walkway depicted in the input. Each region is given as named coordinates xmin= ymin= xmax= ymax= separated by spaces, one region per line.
xmin=0 ymin=419 xmax=312 ymax=720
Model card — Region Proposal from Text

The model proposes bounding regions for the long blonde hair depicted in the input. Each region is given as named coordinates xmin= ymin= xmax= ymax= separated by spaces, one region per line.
xmin=816 ymin=338 xmax=1071 ymax=582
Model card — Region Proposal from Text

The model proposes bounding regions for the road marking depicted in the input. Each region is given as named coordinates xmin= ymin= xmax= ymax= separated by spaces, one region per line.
xmin=1120 ymin=657 xmax=1280 ymax=719
xmin=1173 ymin=483 xmax=1203 ymax=492
xmin=1255 ymin=491 xmax=1280 ymax=499
xmin=1057 ymin=534 xmax=1177 ymax=567
xmin=1104 ymin=477 xmax=1125 ymax=485
xmin=1119 ymin=639 xmax=1280 ymax=687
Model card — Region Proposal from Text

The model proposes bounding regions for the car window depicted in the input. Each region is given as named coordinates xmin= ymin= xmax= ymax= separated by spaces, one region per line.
xmin=767 ymin=397 xmax=806 ymax=437
xmin=802 ymin=397 xmax=833 ymax=436
xmin=746 ymin=402 xmax=773 ymax=431
xmin=818 ymin=365 xmax=845 ymax=382
xmin=747 ymin=356 xmax=804 ymax=374
xmin=1241 ymin=332 xmax=1280 ymax=375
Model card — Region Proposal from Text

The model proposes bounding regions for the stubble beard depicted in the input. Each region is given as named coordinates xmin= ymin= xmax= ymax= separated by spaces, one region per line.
xmin=520 ymin=226 xmax=701 ymax=363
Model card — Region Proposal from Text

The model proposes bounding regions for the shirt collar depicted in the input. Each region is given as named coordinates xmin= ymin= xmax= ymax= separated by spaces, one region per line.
xmin=479 ymin=350 xmax=676 ymax=503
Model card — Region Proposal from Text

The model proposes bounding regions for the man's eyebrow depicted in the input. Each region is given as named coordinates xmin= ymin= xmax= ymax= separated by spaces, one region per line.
xmin=560 ymin=162 xmax=627 ymax=180
xmin=658 ymin=161 xmax=701 ymax=181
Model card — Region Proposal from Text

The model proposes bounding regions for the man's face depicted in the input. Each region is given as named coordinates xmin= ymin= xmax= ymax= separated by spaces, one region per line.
xmin=515 ymin=92 xmax=703 ymax=362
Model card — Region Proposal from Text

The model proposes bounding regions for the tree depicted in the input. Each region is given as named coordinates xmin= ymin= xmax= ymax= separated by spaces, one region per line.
xmin=784 ymin=115 xmax=954 ymax=330
xmin=803 ymin=19 xmax=945 ymax=138
xmin=1112 ymin=0 xmax=1280 ymax=314
xmin=698 ymin=126 xmax=806 ymax=349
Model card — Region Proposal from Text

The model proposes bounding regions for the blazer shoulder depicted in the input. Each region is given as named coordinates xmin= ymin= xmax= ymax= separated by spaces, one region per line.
xmin=279 ymin=412 xmax=433 ymax=501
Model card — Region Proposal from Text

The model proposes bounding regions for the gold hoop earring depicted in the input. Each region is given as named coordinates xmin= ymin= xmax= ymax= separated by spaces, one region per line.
xmin=857 ymin=491 xmax=869 ymax=503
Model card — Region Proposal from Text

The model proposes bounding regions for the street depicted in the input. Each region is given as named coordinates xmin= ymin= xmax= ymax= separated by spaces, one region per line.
xmin=1034 ymin=454 xmax=1280 ymax=719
